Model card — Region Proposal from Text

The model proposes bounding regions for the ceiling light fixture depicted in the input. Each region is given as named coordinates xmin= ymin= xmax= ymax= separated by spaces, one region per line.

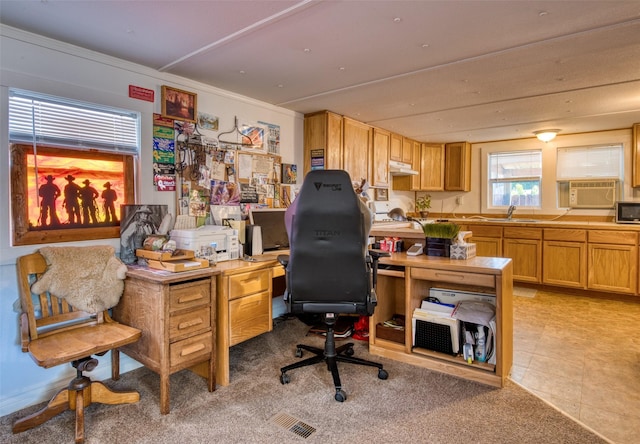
xmin=534 ymin=129 xmax=560 ymax=142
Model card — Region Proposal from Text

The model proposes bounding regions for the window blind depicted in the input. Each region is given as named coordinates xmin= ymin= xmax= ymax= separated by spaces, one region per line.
xmin=9 ymin=88 xmax=140 ymax=153
xmin=556 ymin=145 xmax=622 ymax=180
xmin=489 ymin=151 xmax=541 ymax=180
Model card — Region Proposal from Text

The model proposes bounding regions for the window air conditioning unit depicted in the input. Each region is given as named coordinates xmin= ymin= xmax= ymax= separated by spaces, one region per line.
xmin=569 ymin=180 xmax=617 ymax=209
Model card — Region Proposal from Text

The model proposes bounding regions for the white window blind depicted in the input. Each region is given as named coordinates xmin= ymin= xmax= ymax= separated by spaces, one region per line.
xmin=9 ymin=88 xmax=140 ymax=153
xmin=489 ymin=151 xmax=542 ymax=180
xmin=556 ymin=145 xmax=622 ymax=180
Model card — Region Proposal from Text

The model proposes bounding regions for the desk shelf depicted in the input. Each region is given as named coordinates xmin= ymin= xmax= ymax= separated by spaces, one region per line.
xmin=369 ymin=254 xmax=513 ymax=388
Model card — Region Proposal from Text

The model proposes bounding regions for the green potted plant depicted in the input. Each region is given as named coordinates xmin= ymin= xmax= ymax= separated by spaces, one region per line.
xmin=415 ymin=222 xmax=460 ymax=257
xmin=415 ymin=194 xmax=431 ymax=218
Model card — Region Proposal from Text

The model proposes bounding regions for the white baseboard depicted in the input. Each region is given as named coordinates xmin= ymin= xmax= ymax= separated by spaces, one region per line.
xmin=0 ymin=355 xmax=142 ymax=417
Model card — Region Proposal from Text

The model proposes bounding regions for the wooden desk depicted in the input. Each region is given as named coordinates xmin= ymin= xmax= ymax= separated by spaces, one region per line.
xmin=213 ymin=256 xmax=283 ymax=386
xmin=112 ymin=267 xmax=218 ymax=414
xmin=371 ymin=253 xmax=513 ymax=387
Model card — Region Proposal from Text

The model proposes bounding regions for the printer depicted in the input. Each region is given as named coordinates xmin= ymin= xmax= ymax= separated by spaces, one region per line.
xmin=170 ymin=225 xmax=240 ymax=262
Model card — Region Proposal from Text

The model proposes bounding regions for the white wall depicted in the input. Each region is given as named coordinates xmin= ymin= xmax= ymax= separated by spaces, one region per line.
xmin=0 ymin=25 xmax=303 ymax=416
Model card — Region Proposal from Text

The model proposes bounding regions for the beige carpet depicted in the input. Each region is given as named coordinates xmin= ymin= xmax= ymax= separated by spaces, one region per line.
xmin=1 ymin=316 xmax=607 ymax=443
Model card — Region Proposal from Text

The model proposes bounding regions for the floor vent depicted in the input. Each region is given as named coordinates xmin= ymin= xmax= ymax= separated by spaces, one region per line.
xmin=271 ymin=412 xmax=317 ymax=439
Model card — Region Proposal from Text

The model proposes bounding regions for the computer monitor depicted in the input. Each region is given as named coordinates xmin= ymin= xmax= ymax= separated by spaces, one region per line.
xmin=248 ymin=208 xmax=289 ymax=251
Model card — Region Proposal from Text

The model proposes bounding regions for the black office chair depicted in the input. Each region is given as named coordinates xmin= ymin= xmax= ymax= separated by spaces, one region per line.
xmin=277 ymin=169 xmax=388 ymax=402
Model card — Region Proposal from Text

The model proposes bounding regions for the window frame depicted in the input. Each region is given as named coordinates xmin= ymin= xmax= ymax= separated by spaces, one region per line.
xmin=487 ymin=150 xmax=542 ymax=210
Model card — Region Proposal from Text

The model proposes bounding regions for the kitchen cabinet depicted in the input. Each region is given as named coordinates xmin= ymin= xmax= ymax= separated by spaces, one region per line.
xmin=633 ymin=123 xmax=640 ymax=187
xmin=464 ymin=224 xmax=503 ymax=257
xmin=303 ymin=111 xmax=343 ymax=174
xmin=369 ymin=254 xmax=513 ymax=388
xmin=543 ymin=228 xmax=587 ymax=289
xmin=342 ymin=117 xmax=372 ymax=184
xmin=502 ymin=227 xmax=542 ymax=283
xmin=389 ymin=132 xmax=403 ymax=162
xmin=444 ymin=142 xmax=472 ymax=191
xmin=587 ymin=230 xmax=638 ymax=294
xmin=392 ymin=142 xmax=444 ymax=191
xmin=372 ymin=128 xmax=391 ymax=187
xmin=402 ymin=137 xmax=414 ymax=164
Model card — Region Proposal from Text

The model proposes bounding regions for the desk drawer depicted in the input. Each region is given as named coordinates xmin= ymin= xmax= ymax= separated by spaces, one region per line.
xmin=228 ymin=270 xmax=270 ymax=300
xmin=170 ymin=279 xmax=210 ymax=313
xmin=411 ymin=267 xmax=495 ymax=288
xmin=170 ymin=331 xmax=212 ymax=368
xmin=229 ymin=291 xmax=272 ymax=346
xmin=169 ymin=306 xmax=211 ymax=341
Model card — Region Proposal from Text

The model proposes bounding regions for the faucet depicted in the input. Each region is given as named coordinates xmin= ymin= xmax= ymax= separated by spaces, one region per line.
xmin=506 ymin=205 xmax=516 ymax=220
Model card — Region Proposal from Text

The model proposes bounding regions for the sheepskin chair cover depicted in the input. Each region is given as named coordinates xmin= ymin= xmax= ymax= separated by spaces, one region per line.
xmin=31 ymin=245 xmax=128 ymax=314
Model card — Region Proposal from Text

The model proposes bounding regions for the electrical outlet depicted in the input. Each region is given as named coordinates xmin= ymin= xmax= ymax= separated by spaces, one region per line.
xmin=456 ymin=196 xmax=463 ymax=205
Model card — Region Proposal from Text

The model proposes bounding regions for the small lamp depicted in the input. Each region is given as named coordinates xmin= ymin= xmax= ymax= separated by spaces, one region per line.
xmin=534 ymin=129 xmax=560 ymax=143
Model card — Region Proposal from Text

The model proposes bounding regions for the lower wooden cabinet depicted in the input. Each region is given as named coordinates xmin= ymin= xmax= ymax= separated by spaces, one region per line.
xmin=542 ymin=228 xmax=587 ymax=289
xmin=587 ymin=230 xmax=638 ymax=294
xmin=502 ymin=227 xmax=542 ymax=283
xmin=465 ymin=224 xmax=503 ymax=258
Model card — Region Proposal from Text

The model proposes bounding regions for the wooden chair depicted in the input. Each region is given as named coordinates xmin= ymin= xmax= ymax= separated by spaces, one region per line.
xmin=13 ymin=252 xmax=142 ymax=444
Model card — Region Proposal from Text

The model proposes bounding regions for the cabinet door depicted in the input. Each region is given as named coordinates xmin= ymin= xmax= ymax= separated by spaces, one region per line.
xmin=587 ymin=243 xmax=638 ymax=294
xmin=402 ymin=137 xmax=413 ymax=164
xmin=420 ymin=143 xmax=445 ymax=191
xmin=392 ymin=139 xmax=421 ymax=191
xmin=543 ymin=240 xmax=586 ymax=288
xmin=389 ymin=132 xmax=403 ymax=162
xmin=372 ymin=128 xmax=390 ymax=187
xmin=503 ymin=238 xmax=541 ymax=283
xmin=303 ymin=111 xmax=342 ymax=174
xmin=444 ymin=142 xmax=471 ymax=191
xmin=343 ymin=117 xmax=371 ymax=184
xmin=633 ymin=123 xmax=640 ymax=187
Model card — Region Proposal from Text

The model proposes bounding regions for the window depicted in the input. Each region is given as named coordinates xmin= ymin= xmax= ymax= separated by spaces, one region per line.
xmin=9 ymin=89 xmax=139 ymax=246
xmin=556 ymin=144 xmax=623 ymax=208
xmin=488 ymin=151 xmax=542 ymax=208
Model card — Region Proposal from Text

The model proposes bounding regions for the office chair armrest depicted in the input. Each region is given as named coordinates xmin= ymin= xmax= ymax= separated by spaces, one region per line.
xmin=277 ymin=254 xmax=289 ymax=268
xmin=367 ymin=249 xmax=390 ymax=289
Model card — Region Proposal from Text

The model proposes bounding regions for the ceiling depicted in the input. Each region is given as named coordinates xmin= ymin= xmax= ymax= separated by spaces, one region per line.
xmin=2 ymin=0 xmax=640 ymax=143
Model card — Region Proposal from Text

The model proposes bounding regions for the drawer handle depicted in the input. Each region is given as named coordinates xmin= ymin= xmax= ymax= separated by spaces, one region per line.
xmin=178 ymin=294 xmax=204 ymax=303
xmin=178 ymin=318 xmax=204 ymax=330
xmin=433 ymin=272 xmax=465 ymax=280
xmin=180 ymin=343 xmax=206 ymax=356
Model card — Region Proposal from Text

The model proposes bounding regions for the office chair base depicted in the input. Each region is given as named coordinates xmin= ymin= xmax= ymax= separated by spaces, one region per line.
xmin=280 ymin=342 xmax=388 ymax=402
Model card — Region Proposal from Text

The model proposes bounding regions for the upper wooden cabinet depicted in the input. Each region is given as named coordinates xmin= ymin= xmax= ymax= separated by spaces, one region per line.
xmin=444 ymin=142 xmax=471 ymax=191
xmin=632 ymin=123 xmax=640 ymax=187
xmin=392 ymin=142 xmax=445 ymax=191
xmin=372 ymin=128 xmax=390 ymax=187
xmin=401 ymin=137 xmax=414 ymax=164
xmin=303 ymin=111 xmax=343 ymax=175
xmin=342 ymin=117 xmax=372 ymax=184
xmin=389 ymin=133 xmax=403 ymax=162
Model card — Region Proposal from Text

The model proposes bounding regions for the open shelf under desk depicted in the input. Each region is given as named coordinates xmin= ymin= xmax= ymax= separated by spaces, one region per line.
xmin=412 ymin=346 xmax=496 ymax=373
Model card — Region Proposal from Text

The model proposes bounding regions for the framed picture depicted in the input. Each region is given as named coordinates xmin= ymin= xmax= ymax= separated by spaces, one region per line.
xmin=161 ymin=85 xmax=197 ymax=122
xmin=374 ymin=188 xmax=389 ymax=201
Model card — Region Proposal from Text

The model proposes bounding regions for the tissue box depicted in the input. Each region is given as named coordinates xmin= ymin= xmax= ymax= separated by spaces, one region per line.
xmin=450 ymin=243 xmax=476 ymax=260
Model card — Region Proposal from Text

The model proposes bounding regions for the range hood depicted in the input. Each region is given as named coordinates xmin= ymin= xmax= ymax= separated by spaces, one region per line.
xmin=389 ymin=160 xmax=418 ymax=176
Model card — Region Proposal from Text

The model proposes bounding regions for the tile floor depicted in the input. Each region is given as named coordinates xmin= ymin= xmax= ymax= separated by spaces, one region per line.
xmin=511 ymin=287 xmax=640 ymax=444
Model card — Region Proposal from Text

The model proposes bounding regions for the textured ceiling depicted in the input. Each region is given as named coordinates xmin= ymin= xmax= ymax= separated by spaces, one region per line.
xmin=1 ymin=0 xmax=639 ymax=143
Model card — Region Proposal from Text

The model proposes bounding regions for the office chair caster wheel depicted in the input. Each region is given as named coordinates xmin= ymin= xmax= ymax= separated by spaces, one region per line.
xmin=345 ymin=346 xmax=354 ymax=357
xmin=295 ymin=348 xmax=303 ymax=358
xmin=280 ymin=373 xmax=290 ymax=384
xmin=378 ymin=369 xmax=388 ymax=380
xmin=334 ymin=389 xmax=347 ymax=402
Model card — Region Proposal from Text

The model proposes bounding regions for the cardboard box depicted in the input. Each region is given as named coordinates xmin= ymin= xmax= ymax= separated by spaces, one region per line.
xmin=450 ymin=243 xmax=476 ymax=260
